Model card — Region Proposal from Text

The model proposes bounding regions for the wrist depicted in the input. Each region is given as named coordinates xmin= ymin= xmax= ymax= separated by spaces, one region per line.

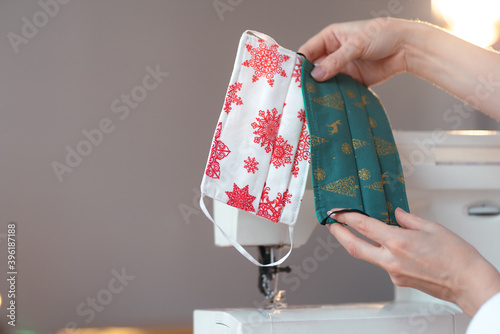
xmin=457 ymin=260 xmax=500 ymax=317
xmin=401 ymin=20 xmax=439 ymax=76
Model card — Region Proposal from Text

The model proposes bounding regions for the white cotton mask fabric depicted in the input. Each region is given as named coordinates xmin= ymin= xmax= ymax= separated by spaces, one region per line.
xmin=199 ymin=30 xmax=310 ymax=266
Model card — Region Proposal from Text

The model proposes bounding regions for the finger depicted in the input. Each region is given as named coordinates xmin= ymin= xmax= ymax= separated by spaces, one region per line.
xmin=298 ymin=28 xmax=335 ymax=63
xmin=329 ymin=208 xmax=393 ymax=245
xmin=395 ymin=207 xmax=429 ymax=231
xmin=312 ymin=40 xmax=364 ymax=81
xmin=328 ymin=223 xmax=385 ymax=266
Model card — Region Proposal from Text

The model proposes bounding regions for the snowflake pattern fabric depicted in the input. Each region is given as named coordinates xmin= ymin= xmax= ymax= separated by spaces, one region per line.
xmin=242 ymin=39 xmax=291 ymax=87
xmin=201 ymin=30 xmax=310 ymax=229
xmin=257 ymin=183 xmax=292 ymax=222
xmin=226 ymin=183 xmax=256 ymax=212
xmin=251 ymin=108 xmax=282 ymax=153
xmin=243 ymin=156 xmax=259 ymax=174
xmin=223 ymin=82 xmax=243 ymax=114
xmin=270 ymin=135 xmax=293 ymax=168
xmin=205 ymin=122 xmax=231 ymax=179
xmin=292 ymin=61 xmax=302 ymax=87
xmin=291 ymin=110 xmax=311 ymax=177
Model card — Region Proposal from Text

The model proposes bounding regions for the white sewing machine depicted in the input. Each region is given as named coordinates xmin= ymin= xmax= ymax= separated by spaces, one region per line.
xmin=194 ymin=130 xmax=500 ymax=334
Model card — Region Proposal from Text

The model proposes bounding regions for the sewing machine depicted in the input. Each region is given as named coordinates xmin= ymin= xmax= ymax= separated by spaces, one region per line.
xmin=194 ymin=130 xmax=500 ymax=333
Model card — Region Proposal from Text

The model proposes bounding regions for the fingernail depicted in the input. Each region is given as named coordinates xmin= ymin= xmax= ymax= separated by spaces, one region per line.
xmin=311 ymin=65 xmax=326 ymax=81
xmin=395 ymin=207 xmax=407 ymax=214
xmin=326 ymin=210 xmax=336 ymax=218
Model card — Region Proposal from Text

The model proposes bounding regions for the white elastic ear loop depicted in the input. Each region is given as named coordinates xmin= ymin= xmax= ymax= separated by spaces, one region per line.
xmin=200 ymin=195 xmax=293 ymax=267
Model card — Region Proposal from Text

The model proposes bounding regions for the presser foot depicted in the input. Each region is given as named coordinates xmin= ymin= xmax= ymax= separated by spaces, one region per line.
xmin=257 ymin=246 xmax=291 ymax=309
xmin=262 ymin=289 xmax=287 ymax=309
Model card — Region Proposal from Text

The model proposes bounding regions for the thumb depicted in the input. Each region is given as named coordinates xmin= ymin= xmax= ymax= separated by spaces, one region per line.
xmin=395 ymin=208 xmax=428 ymax=231
xmin=311 ymin=41 xmax=362 ymax=81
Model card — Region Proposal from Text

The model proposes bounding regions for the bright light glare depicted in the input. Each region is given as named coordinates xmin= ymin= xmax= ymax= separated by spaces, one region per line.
xmin=432 ymin=0 xmax=500 ymax=47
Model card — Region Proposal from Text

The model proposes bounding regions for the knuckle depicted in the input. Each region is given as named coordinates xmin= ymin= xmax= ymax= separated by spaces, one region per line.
xmin=344 ymin=241 xmax=360 ymax=259
xmin=348 ymin=35 xmax=365 ymax=53
xmin=355 ymin=219 xmax=369 ymax=235
xmin=323 ymin=55 xmax=339 ymax=71
xmin=386 ymin=235 xmax=407 ymax=251
xmin=324 ymin=25 xmax=338 ymax=44
xmin=384 ymin=259 xmax=402 ymax=277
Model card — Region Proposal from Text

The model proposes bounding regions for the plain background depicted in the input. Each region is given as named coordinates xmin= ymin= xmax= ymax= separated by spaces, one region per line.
xmin=0 ymin=0 xmax=498 ymax=332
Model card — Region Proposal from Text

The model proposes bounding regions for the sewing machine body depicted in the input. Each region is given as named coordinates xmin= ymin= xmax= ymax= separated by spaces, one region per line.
xmin=195 ymin=131 xmax=500 ymax=334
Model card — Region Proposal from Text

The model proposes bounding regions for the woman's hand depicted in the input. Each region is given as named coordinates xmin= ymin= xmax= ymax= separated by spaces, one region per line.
xmin=327 ymin=207 xmax=500 ymax=317
xmin=299 ymin=18 xmax=500 ymax=120
xmin=298 ymin=18 xmax=409 ymax=86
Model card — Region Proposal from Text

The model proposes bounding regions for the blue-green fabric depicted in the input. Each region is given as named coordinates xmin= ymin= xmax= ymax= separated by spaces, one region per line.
xmin=301 ymin=59 xmax=409 ymax=226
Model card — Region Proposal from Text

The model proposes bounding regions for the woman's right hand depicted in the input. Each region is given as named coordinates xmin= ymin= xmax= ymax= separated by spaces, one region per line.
xmin=298 ymin=17 xmax=411 ymax=86
xmin=299 ymin=18 xmax=500 ymax=120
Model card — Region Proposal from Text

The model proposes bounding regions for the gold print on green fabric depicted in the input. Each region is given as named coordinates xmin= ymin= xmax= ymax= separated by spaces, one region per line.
xmin=313 ymin=92 xmax=344 ymax=110
xmin=352 ymin=138 xmax=369 ymax=150
xmin=326 ymin=120 xmax=341 ymax=134
xmin=369 ymin=117 xmax=377 ymax=128
xmin=314 ymin=168 xmax=326 ymax=181
xmin=353 ymin=95 xmax=371 ymax=109
xmin=381 ymin=172 xmax=391 ymax=183
xmin=364 ymin=181 xmax=385 ymax=192
xmin=380 ymin=212 xmax=391 ymax=223
xmin=320 ymin=175 xmax=358 ymax=197
xmin=306 ymin=82 xmax=316 ymax=93
xmin=365 ymin=172 xmax=391 ymax=192
xmin=398 ymin=172 xmax=405 ymax=184
xmin=358 ymin=168 xmax=371 ymax=181
xmin=310 ymin=135 xmax=329 ymax=147
xmin=374 ymin=136 xmax=397 ymax=156
xmin=345 ymin=89 xmax=356 ymax=98
xmin=386 ymin=201 xmax=393 ymax=212
xmin=341 ymin=142 xmax=352 ymax=154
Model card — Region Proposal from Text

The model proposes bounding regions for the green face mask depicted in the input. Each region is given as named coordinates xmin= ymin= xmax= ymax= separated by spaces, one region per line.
xmin=301 ymin=59 xmax=409 ymax=226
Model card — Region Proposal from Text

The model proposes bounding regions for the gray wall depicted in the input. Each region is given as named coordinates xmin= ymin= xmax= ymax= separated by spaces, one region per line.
xmin=0 ymin=0 xmax=497 ymax=332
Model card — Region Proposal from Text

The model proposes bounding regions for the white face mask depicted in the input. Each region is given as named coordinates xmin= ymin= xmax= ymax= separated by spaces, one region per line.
xmin=200 ymin=31 xmax=310 ymax=266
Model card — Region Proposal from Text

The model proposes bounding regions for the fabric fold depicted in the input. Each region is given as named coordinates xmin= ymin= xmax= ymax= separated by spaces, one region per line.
xmin=301 ymin=59 xmax=409 ymax=225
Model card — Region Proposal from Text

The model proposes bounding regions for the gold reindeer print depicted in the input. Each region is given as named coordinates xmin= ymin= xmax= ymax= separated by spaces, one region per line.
xmin=326 ymin=120 xmax=341 ymax=134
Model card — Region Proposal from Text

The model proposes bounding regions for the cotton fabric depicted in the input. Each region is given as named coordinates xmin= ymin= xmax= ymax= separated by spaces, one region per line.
xmin=200 ymin=31 xmax=310 ymax=266
xmin=200 ymin=31 xmax=410 ymax=266
xmin=301 ymin=59 xmax=409 ymax=225
xmin=466 ymin=292 xmax=500 ymax=334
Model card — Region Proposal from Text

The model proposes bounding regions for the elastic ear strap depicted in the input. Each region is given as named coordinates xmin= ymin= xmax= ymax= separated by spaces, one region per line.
xmin=320 ymin=208 xmax=370 ymax=225
xmin=199 ymin=195 xmax=293 ymax=267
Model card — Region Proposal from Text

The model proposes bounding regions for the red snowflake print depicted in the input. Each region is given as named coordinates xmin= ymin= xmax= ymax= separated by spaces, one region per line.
xmin=242 ymin=39 xmax=291 ymax=87
xmin=251 ymin=108 xmax=282 ymax=153
xmin=223 ymin=82 xmax=243 ymax=114
xmin=291 ymin=60 xmax=302 ymax=87
xmin=297 ymin=109 xmax=307 ymax=123
xmin=205 ymin=122 xmax=231 ymax=179
xmin=243 ymin=156 xmax=259 ymax=174
xmin=226 ymin=183 xmax=256 ymax=212
xmin=270 ymin=135 xmax=293 ymax=169
xmin=291 ymin=116 xmax=311 ymax=177
xmin=257 ymin=184 xmax=292 ymax=222
xmin=291 ymin=163 xmax=299 ymax=178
